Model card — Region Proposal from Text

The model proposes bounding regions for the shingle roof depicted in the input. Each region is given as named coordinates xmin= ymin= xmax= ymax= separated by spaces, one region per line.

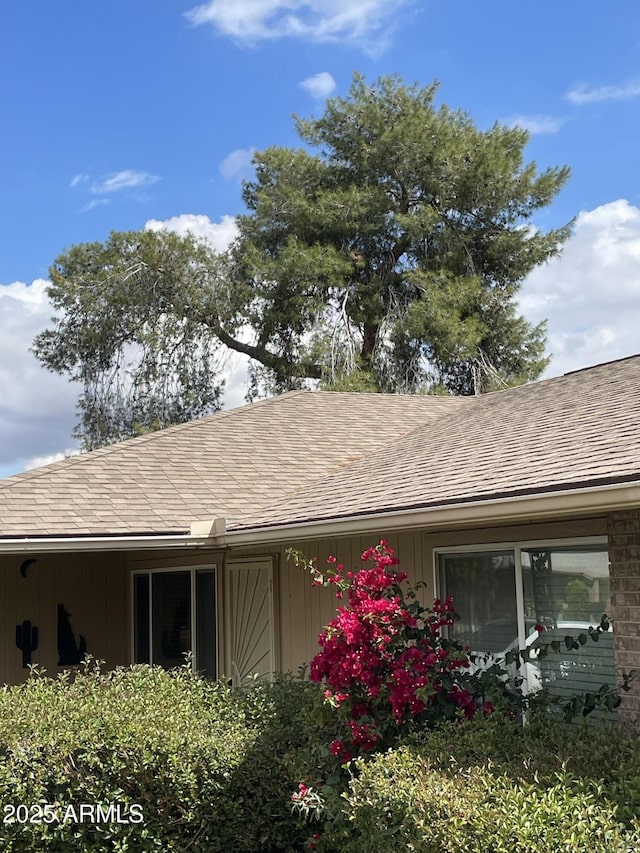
xmin=0 ymin=390 xmax=464 ymax=537
xmin=3 ymin=356 xmax=639 ymax=540
xmin=230 ymin=355 xmax=640 ymax=531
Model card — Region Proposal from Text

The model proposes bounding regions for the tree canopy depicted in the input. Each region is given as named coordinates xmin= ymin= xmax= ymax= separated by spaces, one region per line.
xmin=33 ymin=230 xmax=228 ymax=449
xmin=33 ymin=73 xmax=571 ymax=449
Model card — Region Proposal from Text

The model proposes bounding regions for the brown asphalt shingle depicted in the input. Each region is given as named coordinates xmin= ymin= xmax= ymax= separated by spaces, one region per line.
xmin=230 ymin=355 xmax=640 ymax=531
xmin=3 ymin=356 xmax=639 ymax=539
xmin=0 ymin=390 xmax=464 ymax=537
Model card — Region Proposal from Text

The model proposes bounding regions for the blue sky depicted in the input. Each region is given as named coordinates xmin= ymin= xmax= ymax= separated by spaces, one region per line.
xmin=1 ymin=0 xmax=640 ymax=477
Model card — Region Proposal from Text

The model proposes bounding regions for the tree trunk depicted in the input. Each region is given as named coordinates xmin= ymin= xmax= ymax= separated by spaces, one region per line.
xmin=361 ymin=321 xmax=379 ymax=373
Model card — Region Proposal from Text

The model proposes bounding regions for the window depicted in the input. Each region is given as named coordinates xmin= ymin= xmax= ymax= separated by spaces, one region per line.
xmin=133 ymin=567 xmax=217 ymax=677
xmin=438 ymin=541 xmax=616 ymax=708
xmin=438 ymin=551 xmax=517 ymax=653
xmin=521 ymin=547 xmax=614 ymax=700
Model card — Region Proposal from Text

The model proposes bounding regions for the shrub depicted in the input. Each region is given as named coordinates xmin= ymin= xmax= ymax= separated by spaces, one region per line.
xmin=288 ymin=540 xmax=636 ymax=851
xmin=287 ymin=540 xmax=526 ymax=768
xmin=0 ymin=662 xmax=317 ymax=852
xmin=328 ymin=713 xmax=640 ymax=852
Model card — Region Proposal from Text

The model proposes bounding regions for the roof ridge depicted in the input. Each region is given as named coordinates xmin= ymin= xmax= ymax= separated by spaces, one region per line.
xmin=458 ymin=353 xmax=640 ymax=406
xmin=1 ymin=390 xmax=309 ymax=487
xmin=563 ymin=353 xmax=640 ymax=376
xmin=289 ymin=389 xmax=462 ymax=400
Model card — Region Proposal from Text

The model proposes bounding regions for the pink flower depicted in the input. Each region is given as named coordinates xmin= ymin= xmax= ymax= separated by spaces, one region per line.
xmin=292 ymin=782 xmax=310 ymax=801
xmin=303 ymin=539 xmax=506 ymax=760
xmin=329 ymin=739 xmax=352 ymax=761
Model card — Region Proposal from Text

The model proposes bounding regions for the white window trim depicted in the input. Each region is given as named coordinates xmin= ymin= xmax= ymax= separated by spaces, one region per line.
xmin=130 ymin=564 xmax=218 ymax=675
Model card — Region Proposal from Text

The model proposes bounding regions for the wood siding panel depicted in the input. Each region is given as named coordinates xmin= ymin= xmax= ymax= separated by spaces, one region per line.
xmin=423 ymin=516 xmax=607 ymax=551
xmin=232 ymin=531 xmax=427 ymax=675
xmin=0 ymin=516 xmax=609 ymax=686
xmin=2 ymin=556 xmax=19 ymax=684
xmin=0 ymin=552 xmax=130 ymax=685
xmin=128 ymin=549 xmax=224 ymax=571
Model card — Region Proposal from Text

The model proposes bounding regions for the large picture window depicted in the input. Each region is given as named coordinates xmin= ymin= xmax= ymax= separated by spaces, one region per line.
xmin=438 ymin=541 xmax=616 ymax=707
xmin=132 ymin=567 xmax=217 ymax=677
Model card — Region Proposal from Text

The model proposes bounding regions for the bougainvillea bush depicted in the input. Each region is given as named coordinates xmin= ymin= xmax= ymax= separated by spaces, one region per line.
xmin=289 ymin=540 xmax=523 ymax=769
xmin=287 ymin=540 xmax=630 ymax=850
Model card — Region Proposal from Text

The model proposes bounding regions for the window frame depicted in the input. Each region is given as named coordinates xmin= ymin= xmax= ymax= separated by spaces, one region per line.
xmin=433 ymin=536 xmax=609 ymax=690
xmin=130 ymin=564 xmax=218 ymax=676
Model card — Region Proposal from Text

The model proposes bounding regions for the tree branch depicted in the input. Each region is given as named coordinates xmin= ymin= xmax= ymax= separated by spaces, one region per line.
xmin=210 ymin=321 xmax=322 ymax=380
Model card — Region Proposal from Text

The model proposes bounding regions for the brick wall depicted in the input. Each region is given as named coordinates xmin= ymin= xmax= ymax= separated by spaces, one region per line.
xmin=608 ymin=509 xmax=640 ymax=726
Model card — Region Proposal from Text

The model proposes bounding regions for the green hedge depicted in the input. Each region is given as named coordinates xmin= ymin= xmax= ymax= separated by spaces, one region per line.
xmin=326 ymin=712 xmax=640 ymax=852
xmin=0 ymin=664 xmax=316 ymax=852
xmin=2 ymin=665 xmax=639 ymax=852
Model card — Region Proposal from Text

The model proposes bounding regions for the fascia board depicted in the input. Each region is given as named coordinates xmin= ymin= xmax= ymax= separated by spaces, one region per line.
xmin=214 ymin=481 xmax=640 ymax=546
xmin=0 ymin=534 xmax=208 ymax=555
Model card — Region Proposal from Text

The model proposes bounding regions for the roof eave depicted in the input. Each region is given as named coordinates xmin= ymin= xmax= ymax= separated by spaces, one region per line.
xmin=0 ymin=532 xmax=211 ymax=555
xmin=211 ymin=480 xmax=640 ymax=546
xmin=4 ymin=481 xmax=639 ymax=554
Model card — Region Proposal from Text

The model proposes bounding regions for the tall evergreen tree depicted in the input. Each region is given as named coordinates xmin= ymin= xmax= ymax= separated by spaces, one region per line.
xmin=234 ymin=73 xmax=570 ymax=395
xmin=33 ymin=74 xmax=571 ymax=449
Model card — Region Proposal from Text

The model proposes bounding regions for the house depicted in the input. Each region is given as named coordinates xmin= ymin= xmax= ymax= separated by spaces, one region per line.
xmin=1 ymin=355 xmax=639 ymax=724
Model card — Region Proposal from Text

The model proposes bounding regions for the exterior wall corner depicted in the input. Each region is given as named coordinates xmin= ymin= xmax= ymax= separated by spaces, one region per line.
xmin=608 ymin=510 xmax=640 ymax=727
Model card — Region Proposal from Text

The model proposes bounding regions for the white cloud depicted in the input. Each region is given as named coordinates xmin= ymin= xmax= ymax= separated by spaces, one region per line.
xmin=219 ymin=148 xmax=256 ymax=181
xmin=81 ymin=198 xmax=109 ymax=213
xmin=186 ymin=0 xmax=412 ymax=50
xmin=300 ymin=71 xmax=336 ymax=100
xmin=519 ymin=199 xmax=640 ymax=376
xmin=503 ymin=114 xmax=564 ymax=135
xmin=70 ymin=173 xmax=89 ymax=188
xmin=0 ymin=279 xmax=79 ymax=471
xmin=24 ymin=448 xmax=80 ymax=471
xmin=145 ymin=213 xmax=238 ymax=252
xmin=566 ymin=80 xmax=640 ymax=105
xmin=90 ymin=170 xmax=161 ymax=195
